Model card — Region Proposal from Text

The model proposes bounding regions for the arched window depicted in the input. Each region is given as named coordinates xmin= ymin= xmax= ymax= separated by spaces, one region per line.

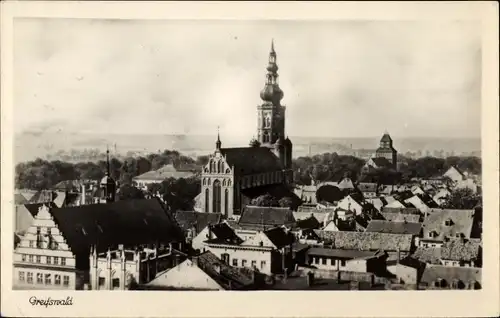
xmin=213 ymin=180 xmax=222 ymax=213
xmin=227 ymin=179 xmax=232 ymax=187
xmin=224 ymin=189 xmax=229 ymax=216
xmin=205 ymin=188 xmax=209 ymax=213
xmin=263 ymin=132 xmax=269 ymax=143
xmin=207 ymin=179 xmax=211 ymax=186
xmin=226 ymin=168 xmax=231 ymax=174
xmin=217 ymin=161 xmax=223 ymax=173
xmin=203 ymin=178 xmax=206 ymax=186
xmin=222 ymin=179 xmax=227 ymax=187
xmin=210 ymin=161 xmax=215 ymax=173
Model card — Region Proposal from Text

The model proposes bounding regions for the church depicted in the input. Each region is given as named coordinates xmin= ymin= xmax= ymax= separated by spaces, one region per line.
xmin=198 ymin=41 xmax=297 ymax=218
xmin=363 ymin=132 xmax=398 ymax=172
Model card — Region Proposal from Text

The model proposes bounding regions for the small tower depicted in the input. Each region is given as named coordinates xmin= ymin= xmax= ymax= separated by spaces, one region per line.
xmin=99 ymin=147 xmax=116 ymax=203
xmin=215 ymin=126 xmax=222 ymax=151
xmin=375 ymin=131 xmax=398 ymax=169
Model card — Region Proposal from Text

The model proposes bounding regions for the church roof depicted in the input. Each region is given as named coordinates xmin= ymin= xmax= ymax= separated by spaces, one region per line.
xmin=220 ymin=147 xmax=283 ymax=175
xmin=380 ymin=133 xmax=392 ymax=142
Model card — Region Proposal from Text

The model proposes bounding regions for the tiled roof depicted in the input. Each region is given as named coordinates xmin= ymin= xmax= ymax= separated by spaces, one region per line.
xmin=15 ymin=193 xmax=29 ymax=205
xmin=50 ymin=198 xmax=184 ymax=256
xmin=295 ymin=216 xmax=321 ymax=230
xmin=422 ymin=209 xmax=475 ymax=240
xmin=412 ymin=246 xmax=442 ymax=264
xmin=307 ymin=247 xmax=376 ymax=259
xmin=133 ymin=164 xmax=197 ymax=181
xmin=440 ymin=238 xmax=481 ymax=261
xmin=263 ymin=227 xmax=295 ymax=249
xmin=238 ymin=206 xmax=296 ymax=229
xmin=174 ymin=211 xmax=221 ymax=233
xmin=381 ymin=212 xmax=421 ymax=223
xmin=209 ymin=223 xmax=243 ymax=245
xmin=365 ymin=220 xmax=422 ymax=236
xmin=315 ymin=230 xmax=413 ymax=252
xmin=220 ymin=147 xmax=283 ymax=175
xmin=293 ymin=211 xmax=328 ymax=224
xmin=197 ymin=251 xmax=254 ymax=290
xmin=420 ymin=265 xmax=481 ymax=286
xmin=357 ymin=183 xmax=378 ymax=193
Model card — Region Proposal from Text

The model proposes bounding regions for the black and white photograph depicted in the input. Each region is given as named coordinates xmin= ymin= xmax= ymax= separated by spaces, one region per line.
xmin=1 ymin=1 xmax=498 ymax=317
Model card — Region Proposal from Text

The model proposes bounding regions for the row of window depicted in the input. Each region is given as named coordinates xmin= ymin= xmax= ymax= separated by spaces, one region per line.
xmin=310 ymin=256 xmax=346 ymax=267
xmin=28 ymin=240 xmax=59 ymax=249
xmin=202 ymin=178 xmax=232 ymax=187
xmin=231 ymin=258 xmax=266 ymax=270
xmin=20 ymin=254 xmax=67 ymax=266
xmin=18 ymin=271 xmax=70 ymax=286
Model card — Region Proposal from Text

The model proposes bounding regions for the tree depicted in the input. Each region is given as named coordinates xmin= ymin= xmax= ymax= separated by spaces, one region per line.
xmin=316 ymin=185 xmax=344 ymax=204
xmin=250 ymin=193 xmax=280 ymax=207
xmin=278 ymin=196 xmax=294 ymax=208
xmin=442 ymin=188 xmax=481 ymax=209
xmin=156 ymin=177 xmax=201 ymax=211
xmin=117 ymin=184 xmax=145 ymax=201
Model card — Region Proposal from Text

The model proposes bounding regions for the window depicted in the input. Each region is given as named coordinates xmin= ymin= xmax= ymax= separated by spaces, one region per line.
xmin=322 ymin=258 xmax=327 ymax=265
xmin=54 ymin=257 xmax=59 ymax=265
xmin=314 ymin=257 xmax=319 ymax=264
xmin=46 ymin=256 xmax=52 ymax=264
xmin=61 ymin=258 xmax=66 ymax=266
xmin=99 ymin=277 xmax=105 ymax=287
xmin=251 ymin=260 xmax=257 ymax=268
xmin=232 ymin=259 xmax=238 ymax=267
xmin=63 ymin=275 xmax=70 ymax=287
xmin=340 ymin=260 xmax=346 ymax=267
xmin=260 ymin=261 xmax=266 ymax=269
xmin=29 ymin=241 xmax=34 ymax=248
xmin=36 ymin=273 xmax=43 ymax=284
xmin=242 ymin=260 xmax=247 ymax=267
xmin=28 ymin=255 xmax=34 ymax=263
xmin=205 ymin=188 xmax=210 ymax=213
xmin=19 ymin=271 xmax=25 ymax=282
xmin=224 ymin=189 xmax=229 ymax=216
xmin=36 ymin=255 xmax=41 ymax=263
xmin=21 ymin=254 xmax=26 ymax=262
xmin=44 ymin=274 xmax=51 ymax=285
xmin=213 ymin=180 xmax=222 ymax=213
xmin=55 ymin=275 xmax=61 ymax=285
xmin=27 ymin=272 xmax=33 ymax=284
xmin=221 ymin=253 xmax=230 ymax=265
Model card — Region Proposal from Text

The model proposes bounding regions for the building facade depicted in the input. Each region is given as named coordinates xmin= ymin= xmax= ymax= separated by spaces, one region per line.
xmin=375 ymin=132 xmax=398 ymax=169
xmin=200 ymin=41 xmax=294 ymax=218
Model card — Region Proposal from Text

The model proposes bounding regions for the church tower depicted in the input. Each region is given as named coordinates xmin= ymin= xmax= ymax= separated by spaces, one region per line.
xmin=375 ymin=131 xmax=398 ymax=169
xmin=99 ymin=148 xmax=117 ymax=203
xmin=256 ymin=40 xmax=292 ymax=169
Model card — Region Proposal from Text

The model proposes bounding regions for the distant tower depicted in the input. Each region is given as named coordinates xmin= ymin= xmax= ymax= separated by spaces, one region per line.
xmin=375 ymin=131 xmax=398 ymax=169
xmin=256 ymin=39 xmax=292 ymax=169
xmin=99 ymin=147 xmax=116 ymax=203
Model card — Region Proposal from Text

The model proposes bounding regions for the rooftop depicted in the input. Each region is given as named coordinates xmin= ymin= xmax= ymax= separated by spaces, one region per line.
xmin=315 ymin=230 xmax=413 ymax=252
xmin=365 ymin=220 xmax=422 ymax=236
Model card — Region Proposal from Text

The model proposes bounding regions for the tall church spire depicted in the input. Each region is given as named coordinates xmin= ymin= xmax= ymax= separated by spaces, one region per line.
xmin=215 ymin=126 xmax=222 ymax=150
xmin=106 ymin=146 xmax=110 ymax=176
xmin=260 ymin=39 xmax=283 ymax=106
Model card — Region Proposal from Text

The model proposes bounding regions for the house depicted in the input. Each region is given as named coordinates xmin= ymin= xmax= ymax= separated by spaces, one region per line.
xmin=420 ymin=209 xmax=475 ymax=246
xmin=14 ymin=202 xmax=57 ymax=235
xmin=410 ymin=185 xmax=426 ymax=196
xmin=13 ymin=199 xmax=185 ymax=290
xmin=315 ymin=230 xmax=414 ymax=258
xmin=294 ymin=185 xmax=317 ymax=205
xmin=306 ymin=247 xmax=387 ymax=273
xmin=386 ymin=257 xmax=425 ymax=285
xmin=233 ymin=206 xmax=296 ymax=241
xmin=443 ymin=166 xmax=466 ymax=184
xmin=15 ymin=192 xmax=29 ymax=205
xmin=336 ymin=193 xmax=369 ymax=216
xmin=440 ymin=238 xmax=481 ymax=267
xmin=366 ymin=197 xmax=386 ymax=212
xmin=433 ymin=188 xmax=452 ymax=206
xmin=419 ymin=265 xmax=481 ymax=290
xmin=143 ymin=251 xmax=255 ymax=290
xmin=174 ymin=211 xmax=222 ymax=251
xmin=357 ymin=182 xmax=378 ymax=199
xmin=385 ymin=199 xmax=408 ymax=209
xmin=204 ymin=227 xmax=295 ymax=275
xmin=380 ymin=207 xmax=421 ymax=215
xmin=133 ymin=164 xmax=200 ymax=190
xmin=293 ymin=211 xmax=329 ymax=226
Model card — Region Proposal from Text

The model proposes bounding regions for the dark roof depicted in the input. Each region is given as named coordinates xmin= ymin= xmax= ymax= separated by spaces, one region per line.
xmin=420 ymin=265 xmax=481 ymax=286
xmin=263 ymin=227 xmax=295 ymax=249
xmin=24 ymin=202 xmax=57 ymax=217
xmin=307 ymin=247 xmax=376 ymax=259
xmin=209 ymin=223 xmax=243 ymax=245
xmin=381 ymin=212 xmax=421 ymax=223
xmin=315 ymin=230 xmax=413 ymax=252
xmin=196 ymin=251 xmax=254 ymax=290
xmin=365 ymin=220 xmax=422 ymax=236
xmin=50 ymin=198 xmax=184 ymax=254
xmin=238 ymin=206 xmax=295 ymax=229
xmin=220 ymin=147 xmax=283 ymax=175
xmin=295 ymin=216 xmax=321 ymax=230
xmin=357 ymin=183 xmax=378 ymax=193
xmin=371 ymin=157 xmax=392 ymax=168
xmin=380 ymin=133 xmax=392 ymax=143
xmin=174 ymin=211 xmax=221 ymax=233
xmin=15 ymin=193 xmax=29 ymax=205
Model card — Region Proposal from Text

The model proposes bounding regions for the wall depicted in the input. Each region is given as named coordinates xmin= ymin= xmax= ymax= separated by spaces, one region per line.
xmin=14 ymin=205 xmax=35 ymax=234
xmin=344 ymin=259 xmax=368 ymax=273
xmin=192 ymin=227 xmax=210 ymax=251
xmin=13 ymin=266 xmax=78 ymax=290
xmin=297 ymin=267 xmax=389 ymax=285
xmin=205 ymin=245 xmax=273 ymax=275
xmin=387 ymin=264 xmax=418 ymax=285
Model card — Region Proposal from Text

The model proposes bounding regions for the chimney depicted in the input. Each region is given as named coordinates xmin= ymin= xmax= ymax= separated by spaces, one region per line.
xmin=191 ymin=256 xmax=199 ymax=267
xmin=175 ymin=254 xmax=181 ymax=267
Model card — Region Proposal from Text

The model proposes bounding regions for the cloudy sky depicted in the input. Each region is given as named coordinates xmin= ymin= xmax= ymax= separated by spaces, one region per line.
xmin=14 ymin=18 xmax=481 ymax=141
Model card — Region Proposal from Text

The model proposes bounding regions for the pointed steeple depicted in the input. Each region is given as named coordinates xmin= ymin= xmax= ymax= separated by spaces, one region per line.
xmin=215 ymin=126 xmax=222 ymax=150
xmin=270 ymin=38 xmax=275 ymax=54
xmin=106 ymin=145 xmax=110 ymax=176
xmin=260 ymin=38 xmax=283 ymax=105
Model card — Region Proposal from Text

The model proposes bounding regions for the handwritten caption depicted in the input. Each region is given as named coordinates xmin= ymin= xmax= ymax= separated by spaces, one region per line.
xmin=29 ymin=296 xmax=73 ymax=307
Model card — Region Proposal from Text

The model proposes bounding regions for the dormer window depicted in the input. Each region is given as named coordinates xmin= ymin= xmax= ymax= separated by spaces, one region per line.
xmin=444 ymin=219 xmax=454 ymax=226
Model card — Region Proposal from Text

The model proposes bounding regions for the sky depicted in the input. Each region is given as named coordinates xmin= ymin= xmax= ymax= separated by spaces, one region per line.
xmin=14 ymin=18 xmax=481 ymax=142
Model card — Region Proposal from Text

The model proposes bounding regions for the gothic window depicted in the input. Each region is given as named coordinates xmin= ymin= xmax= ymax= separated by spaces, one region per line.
xmin=210 ymin=160 xmax=216 ymax=173
xmin=264 ymin=115 xmax=271 ymax=128
xmin=217 ymin=161 xmax=223 ymax=173
xmin=263 ymin=132 xmax=269 ymax=143
xmin=224 ymin=189 xmax=229 ymax=216
xmin=205 ymin=188 xmax=210 ymax=213
xmin=203 ymin=178 xmax=206 ymax=186
xmin=223 ymin=179 xmax=227 ymax=187
xmin=207 ymin=179 xmax=211 ymax=186
xmin=227 ymin=179 xmax=232 ymax=187
xmin=213 ymin=180 xmax=222 ymax=213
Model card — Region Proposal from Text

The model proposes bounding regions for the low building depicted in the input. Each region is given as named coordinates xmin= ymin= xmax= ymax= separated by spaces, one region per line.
xmin=204 ymin=227 xmax=295 ymax=276
xmin=420 ymin=209 xmax=476 ymax=246
xmin=294 ymin=185 xmax=317 ymax=205
xmin=380 ymin=212 xmax=421 ymax=223
xmin=232 ymin=206 xmax=296 ymax=241
xmin=306 ymin=247 xmax=387 ymax=273
xmin=133 ymin=164 xmax=200 ymax=190
xmin=412 ymin=238 xmax=481 ymax=268
xmin=357 ymin=182 xmax=378 ymax=199
xmin=419 ymin=265 xmax=481 ymax=290
xmin=365 ymin=220 xmax=422 ymax=237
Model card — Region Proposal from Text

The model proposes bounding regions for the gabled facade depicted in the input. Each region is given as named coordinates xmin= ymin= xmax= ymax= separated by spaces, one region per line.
xmin=13 ymin=205 xmax=84 ymax=290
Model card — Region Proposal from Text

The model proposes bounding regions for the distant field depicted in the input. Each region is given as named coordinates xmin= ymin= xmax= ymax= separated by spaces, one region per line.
xmin=14 ymin=132 xmax=481 ymax=163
